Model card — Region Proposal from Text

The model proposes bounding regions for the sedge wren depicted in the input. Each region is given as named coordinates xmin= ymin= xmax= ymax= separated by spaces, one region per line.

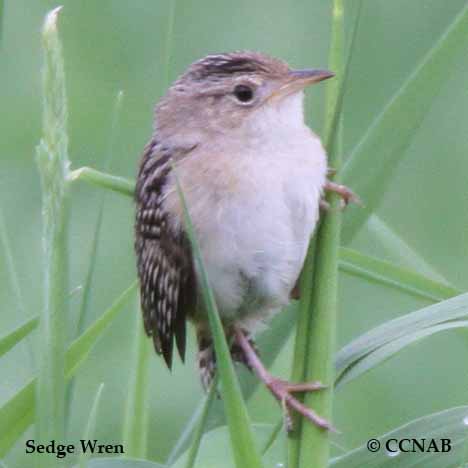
xmin=135 ymin=51 xmax=355 ymax=430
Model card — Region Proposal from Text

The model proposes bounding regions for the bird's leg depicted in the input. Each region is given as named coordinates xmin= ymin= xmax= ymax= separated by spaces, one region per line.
xmin=230 ymin=333 xmax=260 ymax=371
xmin=234 ymin=328 xmax=335 ymax=432
xmin=197 ymin=328 xmax=260 ymax=390
xmin=324 ymin=180 xmax=362 ymax=208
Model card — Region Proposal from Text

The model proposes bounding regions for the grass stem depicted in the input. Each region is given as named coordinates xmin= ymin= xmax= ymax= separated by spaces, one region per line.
xmin=296 ymin=1 xmax=344 ymax=467
xmin=69 ymin=167 xmax=134 ymax=197
xmin=35 ymin=7 xmax=69 ymax=466
xmin=122 ymin=297 xmax=151 ymax=458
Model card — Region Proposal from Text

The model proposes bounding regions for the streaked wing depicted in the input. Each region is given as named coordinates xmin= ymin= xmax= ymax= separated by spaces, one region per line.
xmin=134 ymin=140 xmax=196 ymax=369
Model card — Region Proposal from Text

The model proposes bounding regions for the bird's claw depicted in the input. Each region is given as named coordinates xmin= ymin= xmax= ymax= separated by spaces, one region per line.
xmin=267 ymin=377 xmax=335 ymax=432
xmin=324 ymin=181 xmax=362 ymax=210
xmin=234 ymin=329 xmax=336 ymax=433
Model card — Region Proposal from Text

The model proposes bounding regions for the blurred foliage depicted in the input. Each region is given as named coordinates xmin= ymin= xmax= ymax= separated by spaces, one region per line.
xmin=1 ymin=1 xmax=468 ymax=467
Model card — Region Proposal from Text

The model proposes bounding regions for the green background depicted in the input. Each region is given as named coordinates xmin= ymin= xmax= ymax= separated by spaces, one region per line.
xmin=1 ymin=0 xmax=467 ymax=466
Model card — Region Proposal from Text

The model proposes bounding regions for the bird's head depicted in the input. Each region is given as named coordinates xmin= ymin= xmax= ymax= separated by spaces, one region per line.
xmin=155 ymin=51 xmax=334 ymax=144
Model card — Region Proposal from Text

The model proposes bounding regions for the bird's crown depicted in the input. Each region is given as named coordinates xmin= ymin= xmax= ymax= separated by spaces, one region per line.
xmin=180 ymin=51 xmax=290 ymax=83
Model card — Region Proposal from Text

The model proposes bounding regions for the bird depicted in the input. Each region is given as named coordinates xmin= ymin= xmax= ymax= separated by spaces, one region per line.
xmin=134 ymin=51 xmax=356 ymax=430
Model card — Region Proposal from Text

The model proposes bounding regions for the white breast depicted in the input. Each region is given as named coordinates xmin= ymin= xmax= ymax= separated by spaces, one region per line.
xmin=165 ymin=91 xmax=327 ymax=327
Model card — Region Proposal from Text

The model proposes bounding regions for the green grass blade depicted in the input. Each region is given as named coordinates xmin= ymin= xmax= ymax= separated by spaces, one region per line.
xmin=330 ymin=406 xmax=468 ymax=467
xmin=0 ymin=380 xmax=35 ymax=457
xmin=339 ymin=247 xmax=460 ymax=302
xmin=66 ymin=201 xmax=105 ymax=424
xmin=296 ymin=1 xmax=349 ymax=467
xmin=337 ymin=320 xmax=468 ymax=387
xmin=67 ymin=89 xmax=125 ymax=426
xmin=66 ymin=281 xmax=137 ymax=377
xmin=366 ymin=214 xmax=450 ymax=283
xmin=260 ymin=420 xmax=282 ymax=456
xmin=35 ymin=7 xmax=70 ymax=461
xmin=0 ymin=316 xmax=38 ymax=359
xmin=166 ymin=400 xmax=207 ymax=466
xmin=166 ymin=375 xmax=222 ymax=466
xmin=287 ymin=238 xmax=317 ymax=466
xmin=341 ymin=3 xmax=468 ymax=243
xmin=74 ymin=90 xmax=125 ymax=338
xmin=78 ymin=383 xmax=105 ymax=468
xmin=335 ymin=292 xmax=468 ymax=385
xmin=174 ymin=174 xmax=264 ymax=468
xmin=0 ymin=208 xmax=33 ymax=362
xmin=122 ymin=298 xmax=151 ymax=458
xmin=171 ymin=425 xmax=275 ymax=468
xmin=323 ymin=0 xmax=363 ymax=153
xmin=289 ymin=2 xmax=362 ymax=465
xmin=0 ymin=282 xmax=136 ymax=456
xmin=184 ymin=377 xmax=218 ymax=468
xmin=69 ymin=167 xmax=134 ymax=197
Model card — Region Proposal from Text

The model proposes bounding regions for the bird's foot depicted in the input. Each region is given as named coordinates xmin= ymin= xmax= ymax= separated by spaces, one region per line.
xmin=324 ymin=180 xmax=362 ymax=210
xmin=234 ymin=328 xmax=336 ymax=432
xmin=267 ymin=377 xmax=333 ymax=432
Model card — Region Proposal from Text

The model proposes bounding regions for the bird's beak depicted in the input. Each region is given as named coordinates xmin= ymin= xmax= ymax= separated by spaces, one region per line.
xmin=268 ymin=68 xmax=334 ymax=101
xmin=288 ymin=68 xmax=335 ymax=85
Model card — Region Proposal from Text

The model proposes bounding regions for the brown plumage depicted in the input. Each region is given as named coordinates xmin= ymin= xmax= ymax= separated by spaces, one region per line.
xmin=134 ymin=139 xmax=196 ymax=369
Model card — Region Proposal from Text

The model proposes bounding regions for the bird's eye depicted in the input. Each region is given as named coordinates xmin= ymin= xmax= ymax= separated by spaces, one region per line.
xmin=233 ymin=85 xmax=254 ymax=103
